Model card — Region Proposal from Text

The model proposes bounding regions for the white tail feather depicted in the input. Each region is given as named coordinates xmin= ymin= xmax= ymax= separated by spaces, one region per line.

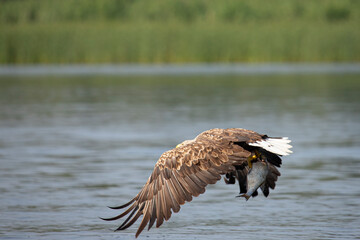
xmin=249 ymin=137 xmax=293 ymax=156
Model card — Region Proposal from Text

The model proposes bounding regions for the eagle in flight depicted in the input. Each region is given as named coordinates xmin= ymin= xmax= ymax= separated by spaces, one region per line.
xmin=102 ymin=128 xmax=292 ymax=237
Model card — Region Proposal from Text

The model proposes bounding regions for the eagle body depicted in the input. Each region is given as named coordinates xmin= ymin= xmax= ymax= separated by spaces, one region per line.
xmin=102 ymin=128 xmax=292 ymax=237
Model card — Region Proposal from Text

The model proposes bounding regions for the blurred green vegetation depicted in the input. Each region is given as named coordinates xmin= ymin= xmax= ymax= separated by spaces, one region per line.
xmin=0 ymin=0 xmax=359 ymax=63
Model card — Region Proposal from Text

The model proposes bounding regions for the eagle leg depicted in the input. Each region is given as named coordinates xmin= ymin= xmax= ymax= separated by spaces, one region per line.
xmin=247 ymin=150 xmax=262 ymax=168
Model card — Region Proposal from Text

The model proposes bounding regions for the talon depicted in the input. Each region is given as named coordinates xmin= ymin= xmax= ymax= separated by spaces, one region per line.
xmin=247 ymin=154 xmax=256 ymax=168
xmin=247 ymin=150 xmax=260 ymax=168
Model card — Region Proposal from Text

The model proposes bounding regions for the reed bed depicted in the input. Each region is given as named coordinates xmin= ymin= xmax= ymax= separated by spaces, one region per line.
xmin=1 ymin=0 xmax=359 ymax=63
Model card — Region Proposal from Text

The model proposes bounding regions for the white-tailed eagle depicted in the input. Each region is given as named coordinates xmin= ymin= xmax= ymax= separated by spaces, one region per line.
xmin=102 ymin=128 xmax=292 ymax=237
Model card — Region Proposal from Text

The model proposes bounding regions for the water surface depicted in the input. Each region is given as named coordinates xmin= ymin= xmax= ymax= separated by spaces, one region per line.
xmin=0 ymin=74 xmax=359 ymax=239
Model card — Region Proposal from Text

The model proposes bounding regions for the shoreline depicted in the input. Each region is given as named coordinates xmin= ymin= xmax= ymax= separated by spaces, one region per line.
xmin=1 ymin=63 xmax=360 ymax=76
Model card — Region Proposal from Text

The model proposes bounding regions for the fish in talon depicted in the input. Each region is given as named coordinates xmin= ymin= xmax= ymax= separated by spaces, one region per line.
xmin=238 ymin=159 xmax=269 ymax=200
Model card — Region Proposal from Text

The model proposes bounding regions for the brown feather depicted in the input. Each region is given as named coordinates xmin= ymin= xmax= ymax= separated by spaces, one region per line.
xmin=118 ymin=204 xmax=144 ymax=230
xmin=101 ymin=203 xmax=136 ymax=221
xmin=156 ymin=175 xmax=163 ymax=193
xmin=177 ymin=174 xmax=199 ymax=196
xmin=164 ymin=180 xmax=179 ymax=213
xmin=146 ymin=181 xmax=154 ymax=200
xmin=168 ymin=174 xmax=187 ymax=204
xmin=172 ymin=171 xmax=193 ymax=202
xmin=195 ymin=170 xmax=218 ymax=184
xmin=108 ymin=198 xmax=135 ymax=209
xmin=231 ymin=151 xmax=250 ymax=158
xmin=182 ymin=175 xmax=203 ymax=196
xmin=163 ymin=167 xmax=172 ymax=179
xmin=165 ymin=180 xmax=181 ymax=212
xmin=135 ymin=201 xmax=151 ymax=238
xmin=188 ymin=174 xmax=207 ymax=189
xmin=157 ymin=173 xmax=170 ymax=222
xmin=115 ymin=205 xmax=139 ymax=231
xmin=155 ymin=191 xmax=164 ymax=228
xmin=161 ymin=178 xmax=172 ymax=221
xmin=150 ymin=166 xmax=160 ymax=183
xmin=206 ymin=167 xmax=222 ymax=180
xmin=199 ymin=159 xmax=211 ymax=169
xmin=137 ymin=186 xmax=149 ymax=204
xmin=148 ymin=198 xmax=157 ymax=230
xmin=209 ymin=155 xmax=221 ymax=165
xmin=217 ymin=153 xmax=229 ymax=163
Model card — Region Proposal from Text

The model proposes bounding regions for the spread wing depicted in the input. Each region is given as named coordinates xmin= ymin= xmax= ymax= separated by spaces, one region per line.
xmin=102 ymin=128 xmax=292 ymax=237
xmin=102 ymin=140 xmax=251 ymax=237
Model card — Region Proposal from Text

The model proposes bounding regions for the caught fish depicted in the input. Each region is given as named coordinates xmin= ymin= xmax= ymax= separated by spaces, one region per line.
xmin=238 ymin=159 xmax=269 ymax=200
